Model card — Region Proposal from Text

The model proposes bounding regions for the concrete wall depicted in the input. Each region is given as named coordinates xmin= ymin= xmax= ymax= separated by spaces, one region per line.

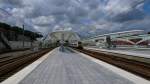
xmin=0 ymin=41 xmax=6 ymax=50
xmin=0 ymin=31 xmax=40 ymax=53
xmin=17 ymin=35 xmax=31 ymax=42
xmin=9 ymin=41 xmax=39 ymax=49
xmin=0 ymin=41 xmax=39 ymax=51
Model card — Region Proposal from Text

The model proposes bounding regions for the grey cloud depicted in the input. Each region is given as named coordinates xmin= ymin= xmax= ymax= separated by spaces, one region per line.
xmin=0 ymin=0 xmax=149 ymax=38
xmin=110 ymin=9 xmax=145 ymax=22
xmin=0 ymin=0 xmax=24 ymax=7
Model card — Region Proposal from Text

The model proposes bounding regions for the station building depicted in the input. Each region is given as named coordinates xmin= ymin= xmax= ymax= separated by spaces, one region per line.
xmin=83 ymin=30 xmax=150 ymax=48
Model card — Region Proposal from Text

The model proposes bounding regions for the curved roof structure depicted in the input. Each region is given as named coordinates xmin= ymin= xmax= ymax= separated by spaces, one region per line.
xmin=45 ymin=31 xmax=80 ymax=43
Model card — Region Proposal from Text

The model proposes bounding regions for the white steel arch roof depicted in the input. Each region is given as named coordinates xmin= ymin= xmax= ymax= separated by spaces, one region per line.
xmin=47 ymin=31 xmax=80 ymax=43
xmin=85 ymin=30 xmax=144 ymax=41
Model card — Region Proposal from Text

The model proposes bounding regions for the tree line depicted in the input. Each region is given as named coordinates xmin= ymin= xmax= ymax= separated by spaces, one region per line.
xmin=0 ymin=22 xmax=43 ymax=39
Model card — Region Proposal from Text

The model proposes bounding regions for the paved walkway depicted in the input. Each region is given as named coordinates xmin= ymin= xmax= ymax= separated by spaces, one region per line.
xmin=86 ymin=47 xmax=150 ymax=58
xmin=19 ymin=47 xmax=134 ymax=84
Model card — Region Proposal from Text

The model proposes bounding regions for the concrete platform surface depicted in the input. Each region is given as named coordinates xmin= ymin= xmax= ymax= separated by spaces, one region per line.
xmin=86 ymin=47 xmax=150 ymax=58
xmin=18 ymin=47 xmax=135 ymax=84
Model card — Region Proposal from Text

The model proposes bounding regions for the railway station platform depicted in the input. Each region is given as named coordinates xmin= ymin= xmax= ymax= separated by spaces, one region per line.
xmin=1 ymin=47 xmax=150 ymax=84
xmin=85 ymin=47 xmax=150 ymax=59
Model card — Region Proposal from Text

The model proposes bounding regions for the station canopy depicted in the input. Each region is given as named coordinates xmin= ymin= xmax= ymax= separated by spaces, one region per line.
xmin=45 ymin=31 xmax=80 ymax=43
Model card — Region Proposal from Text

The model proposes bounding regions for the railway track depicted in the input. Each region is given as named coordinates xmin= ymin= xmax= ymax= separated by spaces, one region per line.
xmin=0 ymin=48 xmax=29 ymax=55
xmin=0 ymin=50 xmax=37 ymax=66
xmin=0 ymin=48 xmax=53 ymax=82
xmin=74 ymin=48 xmax=150 ymax=80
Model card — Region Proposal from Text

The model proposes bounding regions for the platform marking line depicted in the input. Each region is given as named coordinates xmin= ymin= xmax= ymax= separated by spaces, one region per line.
xmin=71 ymin=49 xmax=150 ymax=84
xmin=1 ymin=48 xmax=57 ymax=84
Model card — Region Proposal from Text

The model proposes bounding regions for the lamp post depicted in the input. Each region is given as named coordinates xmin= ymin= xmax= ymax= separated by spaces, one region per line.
xmin=22 ymin=25 xmax=25 ymax=49
xmin=0 ymin=8 xmax=26 ymax=49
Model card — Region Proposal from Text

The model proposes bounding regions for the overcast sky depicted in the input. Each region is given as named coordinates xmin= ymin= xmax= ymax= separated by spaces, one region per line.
xmin=0 ymin=0 xmax=150 ymax=37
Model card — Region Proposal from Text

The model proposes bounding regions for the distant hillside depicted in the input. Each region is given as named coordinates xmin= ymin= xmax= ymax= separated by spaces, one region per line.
xmin=0 ymin=22 xmax=43 ymax=38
